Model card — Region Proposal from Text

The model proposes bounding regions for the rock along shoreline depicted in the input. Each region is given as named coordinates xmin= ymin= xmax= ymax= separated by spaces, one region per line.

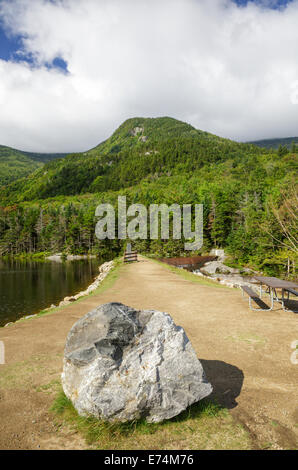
xmin=3 ymin=260 xmax=114 ymax=328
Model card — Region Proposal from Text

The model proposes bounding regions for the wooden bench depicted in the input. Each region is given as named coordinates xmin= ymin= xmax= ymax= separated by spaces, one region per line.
xmin=241 ymin=285 xmax=271 ymax=311
xmin=124 ymin=250 xmax=138 ymax=263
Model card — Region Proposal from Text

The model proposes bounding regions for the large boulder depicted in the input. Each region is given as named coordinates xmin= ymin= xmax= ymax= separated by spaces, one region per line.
xmin=62 ymin=302 xmax=212 ymax=423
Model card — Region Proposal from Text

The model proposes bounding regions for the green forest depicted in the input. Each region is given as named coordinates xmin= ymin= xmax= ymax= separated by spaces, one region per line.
xmin=0 ymin=145 xmax=67 ymax=187
xmin=0 ymin=117 xmax=297 ymax=277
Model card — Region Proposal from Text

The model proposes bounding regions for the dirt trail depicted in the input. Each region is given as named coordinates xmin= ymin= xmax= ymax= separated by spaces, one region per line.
xmin=0 ymin=257 xmax=297 ymax=450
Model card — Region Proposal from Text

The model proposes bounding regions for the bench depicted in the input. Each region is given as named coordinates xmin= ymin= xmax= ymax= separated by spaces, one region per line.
xmin=124 ymin=250 xmax=138 ymax=263
xmin=284 ymin=288 xmax=298 ymax=297
xmin=241 ymin=285 xmax=271 ymax=311
xmin=282 ymin=288 xmax=298 ymax=313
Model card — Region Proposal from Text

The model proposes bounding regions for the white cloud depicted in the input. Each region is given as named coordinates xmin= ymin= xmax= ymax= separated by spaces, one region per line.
xmin=0 ymin=0 xmax=298 ymax=152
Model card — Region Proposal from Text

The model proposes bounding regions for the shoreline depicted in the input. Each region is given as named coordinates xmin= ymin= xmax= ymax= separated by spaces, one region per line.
xmin=0 ymin=253 xmax=98 ymax=262
xmin=2 ymin=259 xmax=114 ymax=328
xmin=57 ymin=260 xmax=114 ymax=306
xmin=46 ymin=254 xmax=97 ymax=262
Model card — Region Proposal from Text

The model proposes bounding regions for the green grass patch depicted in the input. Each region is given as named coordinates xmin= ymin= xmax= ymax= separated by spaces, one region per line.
xmin=225 ymin=332 xmax=267 ymax=347
xmin=36 ymin=379 xmax=61 ymax=394
xmin=50 ymin=389 xmax=251 ymax=450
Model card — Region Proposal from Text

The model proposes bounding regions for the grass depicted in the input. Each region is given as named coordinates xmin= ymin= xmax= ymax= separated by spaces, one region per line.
xmin=0 ymin=353 xmax=62 ymax=390
xmin=36 ymin=379 xmax=61 ymax=394
xmin=145 ymin=255 xmax=229 ymax=289
xmin=83 ymin=256 xmax=124 ymax=299
xmin=2 ymin=251 xmax=51 ymax=261
xmin=50 ymin=389 xmax=251 ymax=450
xmin=225 ymin=332 xmax=267 ymax=348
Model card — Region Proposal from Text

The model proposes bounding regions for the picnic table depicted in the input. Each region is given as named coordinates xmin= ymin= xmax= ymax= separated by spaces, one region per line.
xmin=253 ymin=276 xmax=298 ymax=311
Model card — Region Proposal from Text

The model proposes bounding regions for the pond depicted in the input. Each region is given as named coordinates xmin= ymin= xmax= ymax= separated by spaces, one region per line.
xmin=0 ymin=258 xmax=101 ymax=327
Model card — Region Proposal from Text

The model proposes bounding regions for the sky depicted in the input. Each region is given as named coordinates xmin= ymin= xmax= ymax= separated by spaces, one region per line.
xmin=0 ymin=0 xmax=298 ymax=153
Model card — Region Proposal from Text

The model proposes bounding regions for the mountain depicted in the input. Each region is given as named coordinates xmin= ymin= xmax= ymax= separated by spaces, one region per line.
xmin=0 ymin=117 xmax=264 ymax=204
xmin=0 ymin=116 xmax=296 ymax=278
xmin=0 ymin=145 xmax=67 ymax=187
xmin=248 ymin=137 xmax=298 ymax=150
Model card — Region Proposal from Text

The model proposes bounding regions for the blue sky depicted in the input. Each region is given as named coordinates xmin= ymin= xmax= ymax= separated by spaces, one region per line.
xmin=0 ymin=24 xmax=68 ymax=71
xmin=0 ymin=0 xmax=297 ymax=152
xmin=0 ymin=27 xmax=23 ymax=61
xmin=234 ymin=0 xmax=292 ymax=7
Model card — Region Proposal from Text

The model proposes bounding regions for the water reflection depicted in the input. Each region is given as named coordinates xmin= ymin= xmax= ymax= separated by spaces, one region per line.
xmin=0 ymin=258 xmax=100 ymax=326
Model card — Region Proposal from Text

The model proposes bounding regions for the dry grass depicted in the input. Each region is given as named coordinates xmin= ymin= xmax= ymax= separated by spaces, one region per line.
xmin=0 ymin=353 xmax=62 ymax=390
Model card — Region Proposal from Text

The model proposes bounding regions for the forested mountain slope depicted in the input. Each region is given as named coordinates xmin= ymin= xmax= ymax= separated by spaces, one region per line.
xmin=0 ymin=117 xmax=266 ymax=204
xmin=0 ymin=145 xmax=67 ymax=187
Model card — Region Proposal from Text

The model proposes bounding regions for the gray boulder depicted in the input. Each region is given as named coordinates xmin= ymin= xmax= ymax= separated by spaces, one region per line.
xmin=200 ymin=261 xmax=239 ymax=276
xmin=62 ymin=302 xmax=212 ymax=423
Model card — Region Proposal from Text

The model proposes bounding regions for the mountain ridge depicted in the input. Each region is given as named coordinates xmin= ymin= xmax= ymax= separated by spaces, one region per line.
xmin=0 ymin=116 xmax=266 ymax=204
xmin=248 ymin=136 xmax=298 ymax=149
xmin=2 ymin=117 xmax=295 ymax=190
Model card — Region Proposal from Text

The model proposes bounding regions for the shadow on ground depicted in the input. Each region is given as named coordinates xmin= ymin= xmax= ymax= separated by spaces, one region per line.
xmin=200 ymin=359 xmax=244 ymax=409
xmin=283 ymin=298 xmax=298 ymax=314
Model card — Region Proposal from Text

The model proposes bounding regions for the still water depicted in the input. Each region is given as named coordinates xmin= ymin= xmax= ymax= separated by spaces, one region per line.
xmin=0 ymin=258 xmax=100 ymax=327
